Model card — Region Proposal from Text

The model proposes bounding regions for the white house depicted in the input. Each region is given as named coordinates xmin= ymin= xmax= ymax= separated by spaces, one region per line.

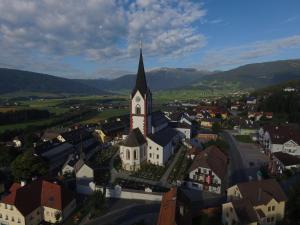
xmin=258 ymin=126 xmax=300 ymax=156
xmin=188 ymin=145 xmax=228 ymax=194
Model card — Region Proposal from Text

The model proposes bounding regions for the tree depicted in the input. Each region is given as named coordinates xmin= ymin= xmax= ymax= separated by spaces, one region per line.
xmin=0 ymin=145 xmax=20 ymax=167
xmin=283 ymin=182 xmax=300 ymax=225
xmin=10 ymin=149 xmax=48 ymax=181
xmin=212 ymin=122 xmax=221 ymax=133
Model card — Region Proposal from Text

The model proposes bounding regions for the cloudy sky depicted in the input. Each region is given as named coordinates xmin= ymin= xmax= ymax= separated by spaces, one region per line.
xmin=0 ymin=0 xmax=300 ymax=79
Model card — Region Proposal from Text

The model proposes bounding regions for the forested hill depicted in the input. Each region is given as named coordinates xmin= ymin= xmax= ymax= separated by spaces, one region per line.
xmin=0 ymin=68 xmax=108 ymax=95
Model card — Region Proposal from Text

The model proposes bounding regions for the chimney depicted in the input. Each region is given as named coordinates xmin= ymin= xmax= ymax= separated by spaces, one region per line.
xmin=20 ymin=180 xmax=26 ymax=187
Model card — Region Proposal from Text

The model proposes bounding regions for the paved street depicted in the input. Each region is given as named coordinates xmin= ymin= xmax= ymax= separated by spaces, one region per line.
xmin=221 ymin=131 xmax=248 ymax=185
xmin=84 ymin=199 xmax=160 ymax=225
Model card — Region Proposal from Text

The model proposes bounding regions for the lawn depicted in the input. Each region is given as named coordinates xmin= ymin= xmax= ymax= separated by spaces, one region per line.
xmin=234 ymin=135 xmax=254 ymax=143
xmin=168 ymin=149 xmax=191 ymax=183
xmin=131 ymin=163 xmax=166 ymax=181
xmin=80 ymin=108 xmax=128 ymax=124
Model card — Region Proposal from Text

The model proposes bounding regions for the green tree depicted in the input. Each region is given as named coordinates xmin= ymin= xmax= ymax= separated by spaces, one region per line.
xmin=10 ymin=149 xmax=48 ymax=181
xmin=212 ymin=122 xmax=221 ymax=133
xmin=0 ymin=145 xmax=20 ymax=167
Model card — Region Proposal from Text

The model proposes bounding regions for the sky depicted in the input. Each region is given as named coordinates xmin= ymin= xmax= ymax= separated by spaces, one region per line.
xmin=0 ymin=0 xmax=300 ymax=79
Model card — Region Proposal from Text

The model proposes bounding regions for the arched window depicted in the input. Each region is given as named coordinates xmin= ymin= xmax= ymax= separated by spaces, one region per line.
xmin=135 ymin=104 xmax=141 ymax=115
xmin=126 ymin=149 xmax=130 ymax=160
xmin=134 ymin=150 xmax=137 ymax=160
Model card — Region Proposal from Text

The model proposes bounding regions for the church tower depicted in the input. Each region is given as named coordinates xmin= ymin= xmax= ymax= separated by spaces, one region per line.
xmin=130 ymin=46 xmax=152 ymax=135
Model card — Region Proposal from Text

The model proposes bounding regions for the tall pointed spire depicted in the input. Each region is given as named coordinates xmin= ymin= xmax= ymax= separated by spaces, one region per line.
xmin=132 ymin=41 xmax=148 ymax=96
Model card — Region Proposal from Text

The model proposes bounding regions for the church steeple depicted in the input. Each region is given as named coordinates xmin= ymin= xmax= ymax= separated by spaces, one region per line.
xmin=132 ymin=44 xmax=148 ymax=96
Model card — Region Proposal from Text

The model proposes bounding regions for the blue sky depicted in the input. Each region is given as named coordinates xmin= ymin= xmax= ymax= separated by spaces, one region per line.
xmin=0 ymin=0 xmax=299 ymax=79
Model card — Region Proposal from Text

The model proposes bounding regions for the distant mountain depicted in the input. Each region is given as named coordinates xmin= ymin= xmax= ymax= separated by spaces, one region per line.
xmin=0 ymin=68 xmax=108 ymax=95
xmin=78 ymin=59 xmax=300 ymax=92
xmin=199 ymin=59 xmax=300 ymax=89
xmin=77 ymin=68 xmax=212 ymax=92
xmin=1 ymin=59 xmax=300 ymax=96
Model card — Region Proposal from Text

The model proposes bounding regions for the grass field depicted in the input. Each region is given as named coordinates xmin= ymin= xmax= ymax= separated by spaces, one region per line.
xmin=80 ymin=108 xmax=128 ymax=124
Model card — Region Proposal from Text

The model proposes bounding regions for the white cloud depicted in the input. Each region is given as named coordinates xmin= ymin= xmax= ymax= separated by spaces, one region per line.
xmin=199 ymin=35 xmax=300 ymax=70
xmin=0 ymin=0 xmax=206 ymax=76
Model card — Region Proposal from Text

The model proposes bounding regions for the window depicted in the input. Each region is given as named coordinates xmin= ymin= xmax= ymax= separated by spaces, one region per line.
xmin=134 ymin=150 xmax=137 ymax=160
xmin=149 ymin=146 xmax=152 ymax=149
xmin=5 ymin=215 xmax=8 ymax=220
xmin=271 ymin=217 xmax=274 ymax=222
xmin=11 ymin=217 xmax=14 ymax=222
xmin=268 ymin=206 xmax=271 ymax=211
xmin=126 ymin=149 xmax=130 ymax=160
xmin=149 ymin=153 xmax=152 ymax=158
xmin=272 ymin=206 xmax=275 ymax=211
xmin=0 ymin=213 xmax=2 ymax=218
xmin=157 ymin=155 xmax=159 ymax=159
xmin=156 ymin=147 xmax=159 ymax=150
xmin=18 ymin=218 xmax=21 ymax=223
xmin=267 ymin=218 xmax=270 ymax=222
xmin=10 ymin=205 xmax=13 ymax=210
xmin=135 ymin=105 xmax=141 ymax=115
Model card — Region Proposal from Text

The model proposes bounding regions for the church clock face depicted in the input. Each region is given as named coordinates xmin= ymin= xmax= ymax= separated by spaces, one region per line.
xmin=135 ymin=96 xmax=141 ymax=102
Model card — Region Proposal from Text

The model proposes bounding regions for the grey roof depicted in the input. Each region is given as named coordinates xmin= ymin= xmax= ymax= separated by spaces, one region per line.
xmin=122 ymin=128 xmax=146 ymax=147
xmin=147 ymin=127 xmax=177 ymax=146
xmin=152 ymin=111 xmax=169 ymax=127
xmin=132 ymin=49 xmax=149 ymax=96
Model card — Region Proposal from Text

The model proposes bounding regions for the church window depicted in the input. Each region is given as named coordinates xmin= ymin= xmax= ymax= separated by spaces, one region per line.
xmin=135 ymin=105 xmax=141 ymax=115
xmin=134 ymin=150 xmax=137 ymax=160
xmin=126 ymin=150 xmax=130 ymax=160
xmin=157 ymin=155 xmax=159 ymax=159
xmin=149 ymin=153 xmax=152 ymax=158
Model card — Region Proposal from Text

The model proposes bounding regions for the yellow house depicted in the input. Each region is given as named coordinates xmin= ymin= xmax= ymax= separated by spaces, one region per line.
xmin=0 ymin=180 xmax=76 ymax=225
xmin=222 ymin=179 xmax=287 ymax=225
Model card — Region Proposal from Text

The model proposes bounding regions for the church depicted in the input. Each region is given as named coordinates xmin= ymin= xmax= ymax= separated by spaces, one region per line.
xmin=119 ymin=47 xmax=179 ymax=171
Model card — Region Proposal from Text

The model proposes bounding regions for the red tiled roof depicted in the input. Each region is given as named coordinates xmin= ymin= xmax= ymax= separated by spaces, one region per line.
xmin=157 ymin=187 xmax=177 ymax=225
xmin=2 ymin=180 xmax=75 ymax=216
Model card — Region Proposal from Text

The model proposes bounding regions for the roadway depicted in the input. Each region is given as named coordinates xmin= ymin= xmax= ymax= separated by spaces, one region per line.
xmin=220 ymin=131 xmax=249 ymax=186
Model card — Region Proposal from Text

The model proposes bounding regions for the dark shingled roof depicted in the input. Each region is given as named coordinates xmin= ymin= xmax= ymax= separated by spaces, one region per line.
xmin=132 ymin=49 xmax=149 ymax=96
xmin=237 ymin=179 xmax=287 ymax=206
xmin=122 ymin=128 xmax=146 ymax=147
xmin=273 ymin=152 xmax=300 ymax=166
xmin=189 ymin=145 xmax=228 ymax=180
xmin=152 ymin=111 xmax=169 ymax=127
xmin=147 ymin=127 xmax=177 ymax=146
xmin=231 ymin=199 xmax=259 ymax=223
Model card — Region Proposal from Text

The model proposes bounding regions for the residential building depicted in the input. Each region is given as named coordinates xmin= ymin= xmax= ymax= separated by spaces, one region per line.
xmin=222 ymin=179 xmax=287 ymax=225
xmin=188 ymin=145 xmax=228 ymax=194
xmin=269 ymin=152 xmax=300 ymax=175
xmin=258 ymin=125 xmax=300 ymax=156
xmin=0 ymin=180 xmax=76 ymax=225
xmin=157 ymin=187 xmax=192 ymax=225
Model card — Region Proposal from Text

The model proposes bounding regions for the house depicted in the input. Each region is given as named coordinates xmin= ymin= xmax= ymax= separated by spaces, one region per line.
xmin=75 ymin=162 xmax=109 ymax=194
xmin=258 ymin=125 xmax=300 ymax=156
xmin=188 ymin=145 xmax=228 ymax=194
xmin=119 ymin=47 xmax=179 ymax=171
xmin=186 ymin=147 xmax=202 ymax=160
xmin=283 ymin=87 xmax=296 ymax=92
xmin=12 ymin=137 xmax=22 ymax=148
xmin=57 ymin=128 xmax=91 ymax=145
xmin=222 ymin=179 xmax=287 ymax=225
xmin=248 ymin=112 xmax=264 ymax=121
xmin=62 ymin=154 xmax=85 ymax=175
xmin=195 ymin=130 xmax=218 ymax=143
xmin=157 ymin=187 xmax=192 ymax=225
xmin=246 ymin=96 xmax=257 ymax=104
xmin=269 ymin=152 xmax=300 ymax=175
xmin=0 ymin=180 xmax=76 ymax=225
xmin=264 ymin=112 xmax=273 ymax=119
xmin=169 ymin=121 xmax=192 ymax=139
xmin=95 ymin=115 xmax=130 ymax=143
xmin=196 ymin=106 xmax=228 ymax=120
xmin=200 ymin=118 xmax=221 ymax=129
